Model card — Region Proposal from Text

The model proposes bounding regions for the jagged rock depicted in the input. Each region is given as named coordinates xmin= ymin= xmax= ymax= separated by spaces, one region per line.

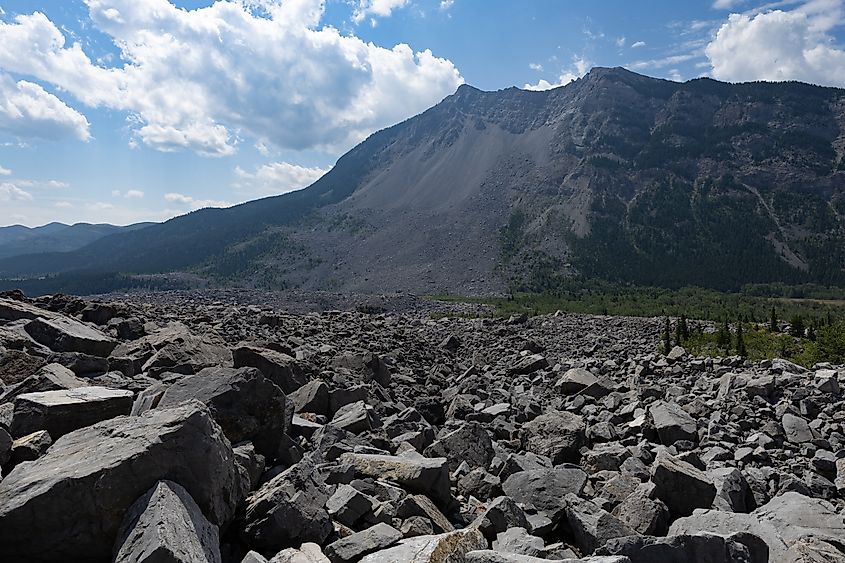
xmin=158 ymin=366 xmax=289 ymax=458
xmin=340 ymin=453 xmax=451 ymax=507
xmin=782 ymin=413 xmax=817 ymax=444
xmin=239 ymin=459 xmax=332 ymax=553
xmin=492 ymin=527 xmax=545 ymax=557
xmin=466 ymin=551 xmax=627 ymax=562
xmin=555 ymin=367 xmax=598 ymax=394
xmin=0 ymin=363 xmax=86 ymax=403
xmin=24 ymin=316 xmax=117 ymax=357
xmin=270 ymin=543 xmax=331 ymax=563
xmin=330 ymin=400 xmax=377 ymax=434
xmin=331 ymin=351 xmax=391 ymax=387
xmin=709 ymin=466 xmax=753 ymax=513
xmin=8 ymin=429 xmax=52 ymax=466
xmin=113 ymin=480 xmax=221 ymax=563
xmin=0 ymin=350 xmax=45 ymax=386
xmin=612 ymin=486 xmax=670 ymax=536
xmin=520 ymin=411 xmax=586 ymax=464
xmin=424 ymin=421 xmax=495 ymax=472
xmin=114 ymin=322 xmax=231 ymax=377
xmin=0 ymin=401 xmax=240 ymax=561
xmin=649 ymin=401 xmax=698 ymax=445
xmin=502 ymin=467 xmax=588 ymax=522
xmin=290 ymin=379 xmax=330 ymax=415
xmin=326 ymin=483 xmax=376 ymax=527
xmin=564 ymin=494 xmax=638 ymax=555
xmin=458 ymin=467 xmax=501 ymax=500
xmin=0 ymin=297 xmax=52 ymax=321
xmin=650 ymin=450 xmax=716 ymax=517
xmin=596 ymin=533 xmax=754 ymax=563
xmin=358 ymin=528 xmax=487 ymax=562
xmin=396 ymin=494 xmax=455 ymax=533
xmin=0 ymin=427 xmax=11 ymax=466
xmin=325 ymin=523 xmax=402 ymax=562
xmin=509 ymin=354 xmax=549 ymax=376
xmin=234 ymin=442 xmax=266 ymax=491
xmin=10 ymin=385 xmax=133 ymax=439
xmin=233 ymin=344 xmax=309 ymax=393
xmin=471 ymin=496 xmax=531 ymax=541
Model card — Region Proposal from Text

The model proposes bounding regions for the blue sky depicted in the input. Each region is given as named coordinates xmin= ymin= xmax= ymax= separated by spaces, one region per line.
xmin=1 ymin=0 xmax=844 ymax=226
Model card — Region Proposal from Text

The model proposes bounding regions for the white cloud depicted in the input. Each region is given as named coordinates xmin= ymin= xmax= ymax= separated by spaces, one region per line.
xmin=713 ymin=0 xmax=744 ymax=9
xmin=164 ymin=192 xmax=230 ymax=210
xmin=0 ymin=165 xmax=10 ymax=176
xmin=234 ymin=161 xmax=329 ymax=195
xmin=616 ymin=36 xmax=626 ymax=47
xmin=55 ymin=201 xmax=73 ymax=208
xmin=0 ymin=182 xmax=34 ymax=201
xmin=0 ymin=72 xmax=90 ymax=141
xmin=0 ymin=2 xmax=462 ymax=157
xmin=631 ymin=40 xmax=647 ymax=48
xmin=87 ymin=202 xmax=114 ymax=211
xmin=528 ymin=62 xmax=543 ymax=71
xmin=631 ymin=53 xmax=698 ymax=71
xmin=440 ymin=0 xmax=455 ymax=9
xmin=353 ymin=0 xmax=410 ymax=24
xmin=124 ymin=189 xmax=144 ymax=199
xmin=524 ymin=56 xmax=591 ymax=91
xmin=706 ymin=3 xmax=845 ymax=86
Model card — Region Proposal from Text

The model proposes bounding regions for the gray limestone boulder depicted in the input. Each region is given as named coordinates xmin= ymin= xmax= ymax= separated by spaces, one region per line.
xmin=24 ymin=316 xmax=117 ymax=357
xmin=340 ymin=452 xmax=451 ymax=508
xmin=520 ymin=411 xmax=586 ymax=465
xmin=502 ymin=467 xmax=588 ymax=523
xmin=233 ymin=344 xmax=308 ymax=393
xmin=424 ymin=421 xmax=495 ymax=472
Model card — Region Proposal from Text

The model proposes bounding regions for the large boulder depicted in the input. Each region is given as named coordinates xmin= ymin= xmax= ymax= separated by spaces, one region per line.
xmin=0 ymin=363 xmax=86 ymax=403
xmin=10 ymin=386 xmax=133 ymax=439
xmin=555 ymin=367 xmax=598 ymax=394
xmin=502 ymin=467 xmax=588 ymax=523
xmin=649 ymin=401 xmax=698 ymax=445
xmin=24 ymin=316 xmax=117 ymax=357
xmin=157 ymin=366 xmax=289 ymax=458
xmin=113 ymin=480 xmax=221 ymax=563
xmin=596 ymin=533 xmax=754 ymax=563
xmin=358 ymin=528 xmax=487 ymax=562
xmin=520 ymin=411 xmax=586 ymax=465
xmin=325 ymin=523 xmax=402 ymax=562
xmin=112 ymin=322 xmax=231 ymax=377
xmin=233 ymin=344 xmax=308 ymax=393
xmin=651 ymin=450 xmax=716 ymax=517
xmin=424 ymin=422 xmax=495 ymax=472
xmin=0 ymin=401 xmax=240 ymax=561
xmin=564 ymin=494 xmax=638 ymax=555
xmin=340 ymin=452 xmax=451 ymax=508
xmin=239 ymin=459 xmax=332 ymax=554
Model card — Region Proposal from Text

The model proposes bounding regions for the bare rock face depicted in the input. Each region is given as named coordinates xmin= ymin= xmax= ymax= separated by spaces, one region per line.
xmin=10 ymin=385 xmax=133 ymax=439
xmin=113 ymin=480 xmax=221 ymax=563
xmin=157 ymin=366 xmax=289 ymax=458
xmin=24 ymin=316 xmax=117 ymax=357
xmin=0 ymin=401 xmax=240 ymax=562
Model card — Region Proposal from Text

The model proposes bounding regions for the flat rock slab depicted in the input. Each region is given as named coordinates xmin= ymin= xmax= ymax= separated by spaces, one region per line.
xmin=359 ymin=528 xmax=487 ymax=563
xmin=24 ymin=316 xmax=117 ymax=357
xmin=0 ymin=400 xmax=239 ymax=562
xmin=0 ymin=363 xmax=87 ymax=404
xmin=502 ymin=467 xmax=588 ymax=523
xmin=10 ymin=385 xmax=133 ymax=439
xmin=233 ymin=345 xmax=308 ymax=393
xmin=114 ymin=480 xmax=221 ymax=563
xmin=340 ymin=452 xmax=451 ymax=508
xmin=325 ymin=522 xmax=402 ymax=562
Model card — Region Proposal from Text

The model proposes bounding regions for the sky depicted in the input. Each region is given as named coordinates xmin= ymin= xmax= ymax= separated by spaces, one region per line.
xmin=0 ymin=0 xmax=844 ymax=227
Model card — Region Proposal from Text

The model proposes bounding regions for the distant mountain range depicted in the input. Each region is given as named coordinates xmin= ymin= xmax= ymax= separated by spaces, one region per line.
xmin=0 ymin=222 xmax=154 ymax=260
xmin=1 ymin=67 xmax=843 ymax=295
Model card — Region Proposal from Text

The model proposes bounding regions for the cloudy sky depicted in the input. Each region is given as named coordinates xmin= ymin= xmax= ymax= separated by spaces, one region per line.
xmin=1 ymin=0 xmax=844 ymax=227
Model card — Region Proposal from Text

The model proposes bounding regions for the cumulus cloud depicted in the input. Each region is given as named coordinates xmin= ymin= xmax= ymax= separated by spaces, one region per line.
xmin=0 ymin=182 xmax=34 ymax=201
xmin=234 ymin=161 xmax=329 ymax=195
xmin=712 ymin=0 xmax=744 ymax=9
xmin=124 ymin=189 xmax=144 ymax=199
xmin=353 ymin=0 xmax=410 ymax=24
xmin=528 ymin=62 xmax=543 ymax=71
xmin=524 ymin=56 xmax=591 ymax=91
xmin=0 ymin=165 xmax=10 ymax=176
xmin=164 ymin=192 xmax=230 ymax=210
xmin=440 ymin=0 xmax=455 ymax=9
xmin=706 ymin=2 xmax=845 ymax=86
xmin=631 ymin=40 xmax=647 ymax=48
xmin=0 ymin=1 xmax=462 ymax=156
xmin=0 ymin=72 xmax=90 ymax=141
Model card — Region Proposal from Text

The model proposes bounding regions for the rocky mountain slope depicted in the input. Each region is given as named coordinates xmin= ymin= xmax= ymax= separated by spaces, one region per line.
xmin=0 ymin=222 xmax=154 ymax=260
xmin=2 ymin=67 xmax=844 ymax=293
xmin=0 ymin=290 xmax=844 ymax=561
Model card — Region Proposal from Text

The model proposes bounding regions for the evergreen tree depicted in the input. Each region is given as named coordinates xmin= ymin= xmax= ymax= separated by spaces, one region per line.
xmin=680 ymin=314 xmax=689 ymax=341
xmin=716 ymin=317 xmax=731 ymax=352
xmin=663 ymin=317 xmax=672 ymax=355
xmin=808 ymin=325 xmax=816 ymax=341
xmin=770 ymin=306 xmax=778 ymax=332
xmin=674 ymin=318 xmax=682 ymax=347
xmin=736 ymin=320 xmax=747 ymax=357
xmin=790 ymin=315 xmax=805 ymax=338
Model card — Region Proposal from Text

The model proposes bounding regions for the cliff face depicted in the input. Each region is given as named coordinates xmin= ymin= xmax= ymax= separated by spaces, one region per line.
xmin=2 ymin=67 xmax=844 ymax=293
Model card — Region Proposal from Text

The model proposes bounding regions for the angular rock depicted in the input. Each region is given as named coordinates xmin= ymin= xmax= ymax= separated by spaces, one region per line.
xmin=326 ymin=483 xmax=376 ymax=527
xmin=649 ymin=401 xmax=698 ymax=445
xmin=651 ymin=450 xmax=716 ymax=517
xmin=492 ymin=527 xmax=545 ymax=557
xmin=325 ymin=523 xmax=402 ymax=562
xmin=782 ymin=413 xmax=817 ymax=444
xmin=471 ymin=496 xmax=531 ymax=541
xmin=24 ymin=316 xmax=117 ymax=357
xmin=330 ymin=400 xmax=377 ymax=434
xmin=158 ymin=366 xmax=288 ymax=458
xmin=0 ymin=363 xmax=86 ymax=404
xmin=502 ymin=467 xmax=588 ymax=522
xmin=424 ymin=421 xmax=495 ymax=472
xmin=358 ymin=528 xmax=487 ymax=562
xmin=520 ymin=411 xmax=586 ymax=465
xmin=555 ymin=367 xmax=598 ymax=395
xmin=564 ymin=494 xmax=638 ymax=555
xmin=234 ymin=344 xmax=308 ymax=393
xmin=509 ymin=354 xmax=549 ymax=376
xmin=596 ymin=533 xmax=754 ymax=563
xmin=10 ymin=385 xmax=133 ymax=439
xmin=113 ymin=480 xmax=221 ymax=563
xmin=290 ymin=379 xmax=330 ymax=415
xmin=612 ymin=486 xmax=670 ymax=536
xmin=340 ymin=453 xmax=451 ymax=507
xmin=270 ymin=543 xmax=331 ymax=563
xmin=0 ymin=401 xmax=240 ymax=561
xmin=8 ymin=429 xmax=52 ymax=466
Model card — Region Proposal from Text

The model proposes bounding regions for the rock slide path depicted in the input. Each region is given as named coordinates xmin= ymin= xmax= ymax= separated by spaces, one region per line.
xmin=0 ymin=290 xmax=844 ymax=562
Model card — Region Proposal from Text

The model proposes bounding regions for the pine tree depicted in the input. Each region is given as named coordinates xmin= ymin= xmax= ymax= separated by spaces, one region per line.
xmin=716 ymin=317 xmax=731 ymax=352
xmin=770 ymin=306 xmax=778 ymax=332
xmin=674 ymin=318 xmax=682 ymax=346
xmin=790 ymin=315 xmax=805 ymax=338
xmin=736 ymin=320 xmax=747 ymax=357
xmin=663 ymin=317 xmax=672 ymax=355
xmin=680 ymin=314 xmax=689 ymax=341
xmin=808 ymin=325 xmax=816 ymax=341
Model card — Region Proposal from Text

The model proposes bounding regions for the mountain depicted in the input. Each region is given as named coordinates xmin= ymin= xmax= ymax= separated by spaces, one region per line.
xmin=1 ymin=67 xmax=844 ymax=294
xmin=0 ymin=222 xmax=155 ymax=260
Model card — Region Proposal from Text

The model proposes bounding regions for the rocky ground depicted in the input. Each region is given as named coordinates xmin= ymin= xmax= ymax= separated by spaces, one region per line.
xmin=0 ymin=290 xmax=844 ymax=562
